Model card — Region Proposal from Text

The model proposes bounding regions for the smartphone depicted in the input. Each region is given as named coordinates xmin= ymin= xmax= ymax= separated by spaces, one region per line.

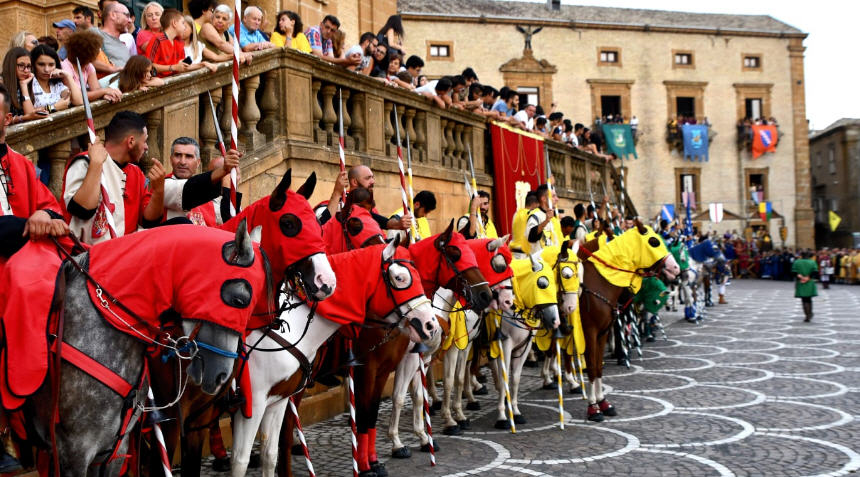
xmin=35 ymin=110 xmax=49 ymax=116
xmin=182 ymin=57 xmax=193 ymax=65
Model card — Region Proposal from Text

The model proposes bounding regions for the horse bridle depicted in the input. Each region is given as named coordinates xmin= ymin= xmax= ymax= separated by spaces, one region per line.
xmin=433 ymin=241 xmax=488 ymax=312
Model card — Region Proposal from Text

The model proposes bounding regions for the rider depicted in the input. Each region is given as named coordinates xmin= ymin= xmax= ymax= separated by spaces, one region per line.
xmin=322 ymin=165 xmax=412 ymax=231
xmin=389 ymin=190 xmax=435 ymax=241
xmin=458 ymin=190 xmax=498 ymax=239
xmin=163 ymin=136 xmax=242 ymax=226
xmin=571 ymin=203 xmax=589 ymax=244
xmin=510 ymin=191 xmax=538 ymax=257
xmin=62 ymin=111 xmax=166 ymax=245
xmin=525 ymin=184 xmax=562 ymax=255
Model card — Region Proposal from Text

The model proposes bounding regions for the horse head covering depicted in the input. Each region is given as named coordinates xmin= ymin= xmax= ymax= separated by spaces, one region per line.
xmin=222 ymin=170 xmax=325 ymax=282
xmin=313 ymin=243 xmax=425 ymax=324
xmin=541 ymin=242 xmax=580 ymax=294
xmin=322 ymin=205 xmax=384 ymax=255
xmin=409 ymin=221 xmax=480 ymax=297
xmin=87 ymin=224 xmax=268 ymax=338
xmin=467 ymin=237 xmax=513 ymax=288
xmin=511 ymin=254 xmax=557 ymax=309
xmin=589 ymin=224 xmax=670 ymax=294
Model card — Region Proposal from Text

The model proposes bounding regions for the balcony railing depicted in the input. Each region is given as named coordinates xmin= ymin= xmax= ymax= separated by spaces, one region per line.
xmin=7 ymin=48 xmax=632 ymax=215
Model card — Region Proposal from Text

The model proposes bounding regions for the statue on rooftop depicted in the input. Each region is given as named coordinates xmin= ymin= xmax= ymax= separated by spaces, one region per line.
xmin=516 ymin=25 xmax=543 ymax=50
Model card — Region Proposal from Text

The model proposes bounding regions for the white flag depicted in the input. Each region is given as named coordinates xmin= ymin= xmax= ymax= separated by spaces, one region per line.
xmin=708 ymin=203 xmax=724 ymax=223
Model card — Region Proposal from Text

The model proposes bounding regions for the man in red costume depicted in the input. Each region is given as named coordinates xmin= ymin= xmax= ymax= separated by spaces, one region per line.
xmin=62 ymin=110 xmax=166 ymax=245
xmin=320 ymin=165 xmax=412 ymax=231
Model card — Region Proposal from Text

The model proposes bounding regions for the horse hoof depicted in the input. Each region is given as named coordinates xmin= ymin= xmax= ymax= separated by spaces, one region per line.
xmin=494 ymin=419 xmax=511 ymax=429
xmin=391 ymin=447 xmax=411 ymax=459
xmin=598 ymin=399 xmax=618 ymax=417
xmin=466 ymin=401 xmax=481 ymax=411
xmin=474 ymin=385 xmax=488 ymax=395
xmin=431 ymin=401 xmax=442 ymax=411
xmin=358 ymin=470 xmax=377 ymax=477
xmin=420 ymin=442 xmax=440 ymax=452
xmin=587 ymin=404 xmax=605 ymax=422
xmin=291 ymin=444 xmax=304 ymax=456
xmin=513 ymin=414 xmax=526 ymax=425
xmin=569 ymin=386 xmax=582 ymax=395
xmin=542 ymin=382 xmax=557 ymax=390
xmin=456 ymin=419 xmax=471 ymax=430
xmin=370 ymin=461 xmax=388 ymax=477
xmin=211 ymin=456 xmax=230 ymax=472
xmin=443 ymin=425 xmax=461 ymax=436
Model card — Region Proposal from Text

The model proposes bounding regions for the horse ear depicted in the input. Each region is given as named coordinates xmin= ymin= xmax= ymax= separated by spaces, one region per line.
xmin=442 ymin=218 xmax=455 ymax=242
xmin=269 ymin=169 xmax=293 ymax=211
xmin=224 ymin=218 xmax=255 ymax=266
xmin=635 ymin=218 xmax=647 ymax=235
xmin=487 ymin=236 xmax=506 ymax=252
xmin=296 ymin=172 xmax=316 ymax=200
xmin=561 ymin=239 xmax=571 ymax=258
xmin=383 ymin=234 xmax=400 ymax=261
xmin=529 ymin=252 xmax=542 ymax=272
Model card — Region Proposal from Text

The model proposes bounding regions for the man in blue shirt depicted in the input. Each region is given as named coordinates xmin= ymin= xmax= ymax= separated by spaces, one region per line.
xmin=239 ymin=6 xmax=274 ymax=51
xmin=53 ymin=19 xmax=76 ymax=60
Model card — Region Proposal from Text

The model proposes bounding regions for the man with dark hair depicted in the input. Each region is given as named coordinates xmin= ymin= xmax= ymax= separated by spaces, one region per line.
xmin=63 ymin=111 xmax=166 ymax=245
xmin=346 ymin=32 xmax=377 ymax=74
xmin=572 ymin=203 xmax=589 ymax=243
xmin=449 ymin=74 xmax=467 ymax=108
xmin=461 ymin=67 xmax=479 ymax=85
xmin=404 ymin=55 xmax=423 ymax=85
xmin=510 ymin=191 xmax=539 ymax=255
xmin=390 ymin=190 xmax=435 ymax=241
xmin=526 ymin=184 xmax=561 ymax=254
xmin=459 ymin=190 xmax=498 ymax=239
xmin=188 ymin=0 xmax=216 ymax=22
xmin=549 ymin=111 xmax=564 ymax=141
xmin=560 ymin=215 xmax=575 ymax=237
xmin=73 ymin=5 xmax=95 ymax=30
xmin=164 ymin=137 xmax=242 ymax=226
xmin=416 ymin=76 xmax=452 ymax=109
xmin=491 ymin=88 xmax=517 ymax=117
xmin=305 ymin=15 xmax=361 ymax=67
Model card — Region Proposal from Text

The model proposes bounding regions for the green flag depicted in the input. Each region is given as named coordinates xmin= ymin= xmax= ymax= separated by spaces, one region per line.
xmin=601 ymin=124 xmax=638 ymax=159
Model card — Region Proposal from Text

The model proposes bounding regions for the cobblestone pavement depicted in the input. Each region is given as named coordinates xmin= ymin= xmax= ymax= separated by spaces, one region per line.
xmin=204 ymin=280 xmax=860 ymax=476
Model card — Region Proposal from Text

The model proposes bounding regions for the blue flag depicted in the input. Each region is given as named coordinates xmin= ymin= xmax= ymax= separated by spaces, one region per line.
xmin=661 ymin=204 xmax=675 ymax=222
xmin=601 ymin=124 xmax=638 ymax=159
xmin=681 ymin=124 xmax=709 ymax=162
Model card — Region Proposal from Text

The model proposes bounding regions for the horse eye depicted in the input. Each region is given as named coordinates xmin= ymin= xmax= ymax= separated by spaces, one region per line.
xmin=537 ymin=276 xmax=550 ymax=289
xmin=491 ymin=255 xmax=507 ymax=273
xmin=648 ymin=237 xmax=660 ymax=248
xmin=279 ymin=213 xmax=302 ymax=238
xmin=445 ymin=245 xmax=461 ymax=262
xmin=561 ymin=266 xmax=574 ymax=279
xmin=346 ymin=217 xmax=364 ymax=236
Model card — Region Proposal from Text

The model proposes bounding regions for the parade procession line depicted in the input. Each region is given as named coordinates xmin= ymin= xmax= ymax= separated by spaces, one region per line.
xmin=196 ymin=280 xmax=860 ymax=477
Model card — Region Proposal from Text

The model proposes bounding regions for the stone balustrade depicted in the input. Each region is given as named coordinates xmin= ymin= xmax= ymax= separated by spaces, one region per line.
xmin=6 ymin=48 xmax=634 ymax=227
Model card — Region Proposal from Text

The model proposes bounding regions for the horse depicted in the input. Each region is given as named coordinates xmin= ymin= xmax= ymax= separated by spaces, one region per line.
xmin=577 ymin=221 xmax=681 ymax=422
xmin=387 ymin=236 xmax=514 ymax=452
xmin=8 ymin=222 xmax=267 ymax=476
xmin=679 ymin=239 xmax=725 ymax=323
xmin=147 ymin=169 xmax=338 ymax=477
xmin=230 ymin=237 xmax=439 ymax=477
xmin=488 ymin=251 xmax=562 ymax=429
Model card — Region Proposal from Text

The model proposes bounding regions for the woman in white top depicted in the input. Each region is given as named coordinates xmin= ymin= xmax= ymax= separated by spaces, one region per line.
xmin=29 ymin=45 xmax=81 ymax=112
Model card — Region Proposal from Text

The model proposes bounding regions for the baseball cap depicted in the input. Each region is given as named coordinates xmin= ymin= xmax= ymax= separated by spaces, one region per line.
xmin=53 ymin=19 xmax=77 ymax=30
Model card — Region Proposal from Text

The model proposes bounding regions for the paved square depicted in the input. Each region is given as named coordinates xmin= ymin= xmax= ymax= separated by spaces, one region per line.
xmin=205 ymin=280 xmax=860 ymax=476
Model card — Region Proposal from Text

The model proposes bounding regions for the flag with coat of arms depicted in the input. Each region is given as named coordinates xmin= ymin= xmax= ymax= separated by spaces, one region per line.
xmin=708 ymin=203 xmax=724 ymax=223
xmin=661 ymin=204 xmax=675 ymax=222
xmin=758 ymin=201 xmax=772 ymax=221
xmin=601 ymin=124 xmax=638 ymax=159
xmin=751 ymin=124 xmax=778 ymax=159
xmin=681 ymin=124 xmax=709 ymax=161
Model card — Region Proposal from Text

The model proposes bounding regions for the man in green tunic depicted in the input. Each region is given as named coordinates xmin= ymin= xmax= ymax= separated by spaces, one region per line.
xmin=791 ymin=250 xmax=818 ymax=322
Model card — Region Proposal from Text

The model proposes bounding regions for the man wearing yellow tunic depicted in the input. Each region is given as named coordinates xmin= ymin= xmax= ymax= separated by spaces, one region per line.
xmin=389 ymin=190 xmax=435 ymax=241
xmin=458 ymin=190 xmax=498 ymax=239
xmin=525 ymin=184 xmax=563 ymax=255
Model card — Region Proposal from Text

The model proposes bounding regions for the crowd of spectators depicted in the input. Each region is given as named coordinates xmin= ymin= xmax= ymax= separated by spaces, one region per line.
xmin=736 ymin=116 xmax=780 ymax=145
xmin=1 ymin=3 xmax=620 ymax=165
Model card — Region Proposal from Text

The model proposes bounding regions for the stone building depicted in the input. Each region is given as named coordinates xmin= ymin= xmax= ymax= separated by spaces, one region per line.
xmin=809 ymin=119 xmax=860 ymax=249
xmin=399 ymin=0 xmax=813 ymax=248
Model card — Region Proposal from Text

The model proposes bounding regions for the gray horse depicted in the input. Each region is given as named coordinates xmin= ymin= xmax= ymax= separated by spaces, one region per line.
xmin=26 ymin=223 xmax=260 ymax=476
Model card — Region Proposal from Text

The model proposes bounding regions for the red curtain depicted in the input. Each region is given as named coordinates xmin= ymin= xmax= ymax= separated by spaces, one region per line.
xmin=490 ymin=123 xmax=545 ymax=236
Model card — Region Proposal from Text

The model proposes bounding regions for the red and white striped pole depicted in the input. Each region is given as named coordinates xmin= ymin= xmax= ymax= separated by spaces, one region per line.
xmin=146 ymin=388 xmax=172 ymax=477
xmin=229 ymin=0 xmax=241 ymax=212
xmin=288 ymin=397 xmax=316 ymax=477
xmin=347 ymin=340 xmax=359 ymax=477
xmin=337 ymin=88 xmax=347 ymax=202
xmin=417 ymin=357 xmax=436 ymax=466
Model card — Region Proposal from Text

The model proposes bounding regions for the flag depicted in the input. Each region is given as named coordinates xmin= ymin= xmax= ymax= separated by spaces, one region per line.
xmin=661 ymin=204 xmax=675 ymax=222
xmin=681 ymin=124 xmax=709 ymax=162
xmin=682 ymin=191 xmax=696 ymax=210
xmin=750 ymin=189 xmax=763 ymax=205
xmin=490 ymin=122 xmax=546 ymax=236
xmin=829 ymin=210 xmax=842 ymax=232
xmin=708 ymin=203 xmax=724 ymax=223
xmin=751 ymin=125 xmax=778 ymax=159
xmin=601 ymin=124 xmax=637 ymax=159
xmin=758 ymin=201 xmax=772 ymax=221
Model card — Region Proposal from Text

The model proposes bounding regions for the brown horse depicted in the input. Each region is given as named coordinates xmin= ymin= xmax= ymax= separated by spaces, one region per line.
xmin=279 ymin=220 xmax=492 ymax=477
xmin=576 ymin=220 xmax=680 ymax=422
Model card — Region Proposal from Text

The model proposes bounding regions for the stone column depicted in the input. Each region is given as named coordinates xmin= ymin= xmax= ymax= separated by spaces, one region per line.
xmin=414 ymin=111 xmax=426 ymax=163
xmin=339 ymin=88 xmax=354 ymax=150
xmin=145 ymin=109 xmax=164 ymax=172
xmin=311 ymin=80 xmax=323 ymax=144
xmin=383 ymin=101 xmax=394 ymax=155
xmin=320 ymin=84 xmax=337 ymax=147
xmin=47 ymin=141 xmax=71 ymax=197
xmin=349 ymin=92 xmax=366 ymax=152
xmin=239 ymin=75 xmax=262 ymax=150
xmin=200 ymin=88 xmax=221 ymax=167
xmin=259 ymin=70 xmax=280 ymax=142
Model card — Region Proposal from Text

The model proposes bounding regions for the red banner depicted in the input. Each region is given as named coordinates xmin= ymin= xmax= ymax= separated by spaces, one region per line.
xmin=490 ymin=123 xmax=546 ymax=236
xmin=751 ymin=124 xmax=778 ymax=159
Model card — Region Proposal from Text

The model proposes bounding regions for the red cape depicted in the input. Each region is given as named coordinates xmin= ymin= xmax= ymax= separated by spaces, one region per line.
xmin=1 ymin=147 xmax=62 ymax=217
xmin=322 ymin=207 xmax=383 ymax=255
xmin=408 ymin=231 xmax=479 ymax=297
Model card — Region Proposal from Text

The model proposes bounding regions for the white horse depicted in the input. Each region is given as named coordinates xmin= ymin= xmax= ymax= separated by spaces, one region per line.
xmin=231 ymin=239 xmax=439 ymax=476
xmin=387 ymin=236 xmax=513 ymax=456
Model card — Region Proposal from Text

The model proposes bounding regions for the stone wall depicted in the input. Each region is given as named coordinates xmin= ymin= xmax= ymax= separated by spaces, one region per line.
xmin=401 ymin=16 xmax=811 ymax=247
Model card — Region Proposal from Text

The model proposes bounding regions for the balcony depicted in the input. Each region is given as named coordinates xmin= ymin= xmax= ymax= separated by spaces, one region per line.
xmin=7 ymin=48 xmax=634 ymax=226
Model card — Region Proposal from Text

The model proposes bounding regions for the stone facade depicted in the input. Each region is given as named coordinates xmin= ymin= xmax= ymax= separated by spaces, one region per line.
xmin=809 ymin=119 xmax=860 ymax=249
xmin=400 ymin=0 xmax=813 ymax=248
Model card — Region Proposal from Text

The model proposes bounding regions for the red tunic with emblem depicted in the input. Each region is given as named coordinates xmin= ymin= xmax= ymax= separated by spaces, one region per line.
xmin=0 ymin=146 xmax=63 ymax=217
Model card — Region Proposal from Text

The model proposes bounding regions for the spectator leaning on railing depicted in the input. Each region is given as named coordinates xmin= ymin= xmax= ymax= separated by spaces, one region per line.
xmin=305 ymin=15 xmax=360 ymax=68
xmin=135 ymin=1 xmax=163 ymax=55
xmin=271 ymin=10 xmax=311 ymax=53
xmin=345 ymin=32 xmax=377 ymax=75
xmin=403 ymin=55 xmax=423 ymax=86
xmin=239 ymin=6 xmax=275 ymax=52
xmin=94 ymin=2 xmax=132 ymax=75
xmin=181 ymin=15 xmax=231 ymax=64
xmin=2 ymin=48 xmax=44 ymax=124
xmin=29 ymin=45 xmax=83 ymax=113
xmin=117 ymin=55 xmax=163 ymax=93
xmin=146 ymin=8 xmax=215 ymax=77
xmin=61 ymin=29 xmax=122 ymax=104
